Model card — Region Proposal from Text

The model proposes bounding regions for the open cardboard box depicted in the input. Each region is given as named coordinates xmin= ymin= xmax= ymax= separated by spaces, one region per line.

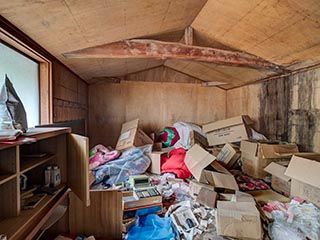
xmin=216 ymin=191 xmax=262 ymax=240
xmin=185 ymin=144 xmax=238 ymax=192
xmin=216 ymin=143 xmax=241 ymax=170
xmin=240 ymin=140 xmax=299 ymax=179
xmin=285 ymin=153 xmax=320 ymax=207
xmin=116 ymin=119 xmax=153 ymax=151
xmin=202 ymin=115 xmax=253 ymax=146
xmin=148 ymin=148 xmax=173 ymax=174
xmin=264 ymin=161 xmax=291 ymax=196
xmin=189 ymin=180 xmax=217 ymax=208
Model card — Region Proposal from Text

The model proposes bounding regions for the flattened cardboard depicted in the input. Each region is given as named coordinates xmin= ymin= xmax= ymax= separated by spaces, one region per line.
xmin=185 ymin=144 xmax=238 ymax=191
xmin=216 ymin=143 xmax=240 ymax=169
xmin=216 ymin=201 xmax=262 ymax=240
xmin=116 ymin=119 xmax=153 ymax=150
xmin=240 ymin=140 xmax=299 ymax=179
xmin=202 ymin=115 xmax=253 ymax=146
xmin=285 ymin=153 xmax=320 ymax=206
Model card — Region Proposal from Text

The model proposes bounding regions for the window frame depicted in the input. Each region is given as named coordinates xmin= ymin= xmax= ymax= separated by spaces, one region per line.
xmin=0 ymin=25 xmax=52 ymax=124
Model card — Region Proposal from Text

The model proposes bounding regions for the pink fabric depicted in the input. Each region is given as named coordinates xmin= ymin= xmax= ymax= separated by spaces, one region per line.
xmin=160 ymin=148 xmax=192 ymax=179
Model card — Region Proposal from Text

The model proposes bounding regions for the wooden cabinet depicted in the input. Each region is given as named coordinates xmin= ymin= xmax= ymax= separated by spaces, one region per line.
xmin=0 ymin=127 xmax=90 ymax=240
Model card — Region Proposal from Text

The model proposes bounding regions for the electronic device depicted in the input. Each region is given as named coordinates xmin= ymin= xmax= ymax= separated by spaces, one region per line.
xmin=128 ymin=175 xmax=151 ymax=189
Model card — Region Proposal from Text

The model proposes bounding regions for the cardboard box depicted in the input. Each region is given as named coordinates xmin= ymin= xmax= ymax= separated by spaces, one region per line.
xmin=216 ymin=201 xmax=262 ymax=240
xmin=240 ymin=140 xmax=299 ymax=179
xmin=185 ymin=144 xmax=238 ymax=191
xmin=148 ymin=148 xmax=172 ymax=174
xmin=264 ymin=161 xmax=291 ymax=196
xmin=202 ymin=115 xmax=253 ymax=146
xmin=116 ymin=119 xmax=153 ymax=150
xmin=216 ymin=143 xmax=241 ymax=169
xmin=189 ymin=180 xmax=217 ymax=208
xmin=248 ymin=189 xmax=289 ymax=205
xmin=189 ymin=130 xmax=208 ymax=148
xmin=285 ymin=153 xmax=320 ymax=207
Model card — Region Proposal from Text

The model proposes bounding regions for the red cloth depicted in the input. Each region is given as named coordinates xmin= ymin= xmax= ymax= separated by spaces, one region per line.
xmin=161 ymin=148 xmax=192 ymax=179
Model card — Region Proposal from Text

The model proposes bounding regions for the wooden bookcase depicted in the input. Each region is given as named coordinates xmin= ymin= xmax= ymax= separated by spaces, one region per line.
xmin=0 ymin=127 xmax=90 ymax=240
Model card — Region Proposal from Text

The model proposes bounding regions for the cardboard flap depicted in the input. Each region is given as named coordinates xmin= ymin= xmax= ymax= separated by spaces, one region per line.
xmin=217 ymin=201 xmax=258 ymax=213
xmin=210 ymin=161 xmax=231 ymax=175
xmin=240 ymin=140 xmax=258 ymax=156
xmin=185 ymin=144 xmax=216 ymax=182
xmin=242 ymin=115 xmax=254 ymax=125
xmin=202 ymin=115 xmax=251 ymax=133
xmin=121 ymin=119 xmax=139 ymax=132
xmin=197 ymin=188 xmax=217 ymax=208
xmin=285 ymin=155 xmax=320 ymax=188
xmin=135 ymin=129 xmax=153 ymax=145
xmin=202 ymin=170 xmax=239 ymax=191
xmin=264 ymin=162 xmax=291 ymax=182
xmin=260 ymin=143 xmax=299 ymax=159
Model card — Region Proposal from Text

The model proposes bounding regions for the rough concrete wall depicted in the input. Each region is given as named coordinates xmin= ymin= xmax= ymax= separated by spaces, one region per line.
xmin=227 ymin=68 xmax=320 ymax=152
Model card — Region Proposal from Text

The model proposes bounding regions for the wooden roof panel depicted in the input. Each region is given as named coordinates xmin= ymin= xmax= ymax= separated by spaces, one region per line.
xmin=192 ymin=0 xmax=320 ymax=68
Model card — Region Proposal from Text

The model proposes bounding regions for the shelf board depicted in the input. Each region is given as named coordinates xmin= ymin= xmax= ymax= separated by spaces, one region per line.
xmin=20 ymin=154 xmax=56 ymax=174
xmin=0 ymin=184 xmax=67 ymax=240
xmin=0 ymin=172 xmax=16 ymax=185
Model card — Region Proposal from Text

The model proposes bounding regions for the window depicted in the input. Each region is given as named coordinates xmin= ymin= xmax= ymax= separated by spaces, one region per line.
xmin=0 ymin=18 xmax=52 ymax=125
xmin=0 ymin=42 xmax=40 ymax=127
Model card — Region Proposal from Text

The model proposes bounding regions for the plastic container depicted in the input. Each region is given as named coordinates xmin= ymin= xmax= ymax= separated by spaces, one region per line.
xmin=44 ymin=166 xmax=52 ymax=187
xmin=51 ymin=165 xmax=61 ymax=187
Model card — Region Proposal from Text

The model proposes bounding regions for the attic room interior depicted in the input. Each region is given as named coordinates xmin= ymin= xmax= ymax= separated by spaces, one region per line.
xmin=0 ymin=1 xmax=319 ymax=240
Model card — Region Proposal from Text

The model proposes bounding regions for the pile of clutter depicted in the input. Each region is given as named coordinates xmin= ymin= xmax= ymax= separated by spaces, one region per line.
xmin=87 ymin=116 xmax=320 ymax=240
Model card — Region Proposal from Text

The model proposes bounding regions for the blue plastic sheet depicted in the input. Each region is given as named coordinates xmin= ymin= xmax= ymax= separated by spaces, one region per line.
xmin=126 ymin=214 xmax=175 ymax=240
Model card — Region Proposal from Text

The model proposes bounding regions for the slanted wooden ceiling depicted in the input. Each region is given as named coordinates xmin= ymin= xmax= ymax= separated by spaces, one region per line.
xmin=1 ymin=0 xmax=320 ymax=89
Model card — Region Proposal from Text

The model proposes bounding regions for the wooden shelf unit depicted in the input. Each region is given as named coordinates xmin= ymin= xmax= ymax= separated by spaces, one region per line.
xmin=20 ymin=154 xmax=55 ymax=174
xmin=0 ymin=172 xmax=16 ymax=185
xmin=0 ymin=127 xmax=91 ymax=240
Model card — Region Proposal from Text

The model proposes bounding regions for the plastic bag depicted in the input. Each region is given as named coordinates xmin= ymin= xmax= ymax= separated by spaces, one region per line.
xmin=94 ymin=144 xmax=152 ymax=186
xmin=126 ymin=214 xmax=175 ymax=240
xmin=0 ymin=75 xmax=27 ymax=132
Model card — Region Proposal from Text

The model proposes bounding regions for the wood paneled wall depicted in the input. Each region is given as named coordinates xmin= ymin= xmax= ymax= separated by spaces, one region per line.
xmin=53 ymin=61 xmax=88 ymax=123
xmin=88 ymin=80 xmax=226 ymax=147
xmin=227 ymin=68 xmax=320 ymax=152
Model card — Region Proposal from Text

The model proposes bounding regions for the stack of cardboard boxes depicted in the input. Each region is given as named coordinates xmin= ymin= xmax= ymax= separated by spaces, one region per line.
xmin=115 ymin=116 xmax=320 ymax=239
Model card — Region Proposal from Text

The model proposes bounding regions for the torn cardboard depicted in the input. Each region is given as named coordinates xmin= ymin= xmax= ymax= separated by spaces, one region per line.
xmin=285 ymin=153 xmax=320 ymax=207
xmin=185 ymin=144 xmax=238 ymax=191
xmin=216 ymin=201 xmax=262 ymax=240
xmin=116 ymin=119 xmax=153 ymax=150
xmin=264 ymin=161 xmax=291 ymax=196
xmin=202 ymin=115 xmax=253 ymax=146
xmin=240 ymin=140 xmax=299 ymax=179
xmin=216 ymin=143 xmax=240 ymax=169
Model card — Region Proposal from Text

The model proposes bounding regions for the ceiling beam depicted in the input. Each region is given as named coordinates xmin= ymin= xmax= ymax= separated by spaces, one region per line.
xmin=63 ymin=39 xmax=283 ymax=72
